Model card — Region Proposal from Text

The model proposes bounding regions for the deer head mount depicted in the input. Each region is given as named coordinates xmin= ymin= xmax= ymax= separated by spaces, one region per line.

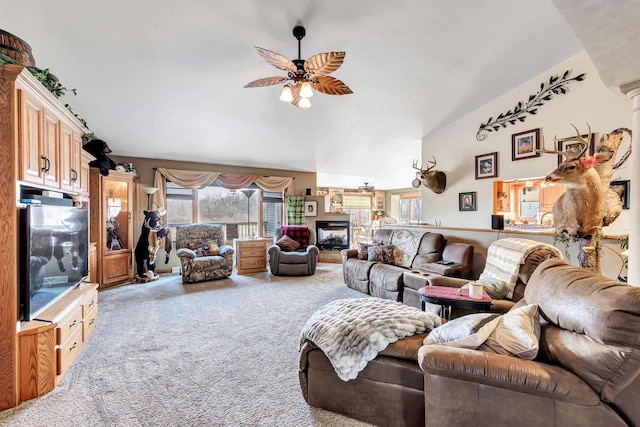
xmin=412 ymin=157 xmax=447 ymax=194
xmin=537 ymin=124 xmax=632 ymax=273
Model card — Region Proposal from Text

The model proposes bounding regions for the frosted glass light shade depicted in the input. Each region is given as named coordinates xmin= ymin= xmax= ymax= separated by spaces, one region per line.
xmin=299 ymin=81 xmax=313 ymax=98
xmin=280 ymin=84 xmax=293 ymax=102
xmin=297 ymin=97 xmax=311 ymax=109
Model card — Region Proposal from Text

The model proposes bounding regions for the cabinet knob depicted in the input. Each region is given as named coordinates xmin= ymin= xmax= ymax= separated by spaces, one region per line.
xmin=69 ymin=341 xmax=78 ymax=351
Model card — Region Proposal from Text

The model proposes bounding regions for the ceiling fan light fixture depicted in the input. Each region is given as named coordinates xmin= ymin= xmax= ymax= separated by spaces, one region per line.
xmin=299 ymin=81 xmax=313 ymax=98
xmin=280 ymin=84 xmax=293 ymax=102
xmin=297 ymin=97 xmax=311 ymax=109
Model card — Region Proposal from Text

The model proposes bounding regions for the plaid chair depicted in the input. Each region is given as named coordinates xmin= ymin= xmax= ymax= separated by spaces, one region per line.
xmin=175 ymin=224 xmax=234 ymax=283
xmin=268 ymin=226 xmax=318 ymax=276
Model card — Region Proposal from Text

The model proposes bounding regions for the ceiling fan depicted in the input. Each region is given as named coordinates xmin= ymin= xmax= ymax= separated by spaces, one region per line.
xmin=244 ymin=25 xmax=352 ymax=109
xmin=358 ymin=182 xmax=375 ymax=192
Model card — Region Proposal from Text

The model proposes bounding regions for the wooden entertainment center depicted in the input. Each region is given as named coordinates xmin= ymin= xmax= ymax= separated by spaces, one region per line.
xmin=0 ymin=64 xmax=98 ymax=410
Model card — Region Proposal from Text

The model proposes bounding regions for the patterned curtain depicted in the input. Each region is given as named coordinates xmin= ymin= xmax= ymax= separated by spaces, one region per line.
xmin=286 ymin=196 xmax=305 ymax=225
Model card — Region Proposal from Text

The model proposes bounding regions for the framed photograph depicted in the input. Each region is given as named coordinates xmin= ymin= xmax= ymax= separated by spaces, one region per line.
xmin=512 ymin=128 xmax=540 ymax=161
xmin=459 ymin=192 xmax=477 ymax=211
xmin=557 ymin=133 xmax=596 ymax=165
xmin=611 ymin=180 xmax=630 ymax=209
xmin=304 ymin=200 xmax=318 ymax=217
xmin=475 ymin=152 xmax=498 ymax=179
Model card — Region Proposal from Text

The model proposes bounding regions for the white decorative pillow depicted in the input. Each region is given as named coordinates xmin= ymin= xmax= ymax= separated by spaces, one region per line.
xmin=423 ymin=312 xmax=501 ymax=349
xmin=478 ymin=303 xmax=540 ymax=360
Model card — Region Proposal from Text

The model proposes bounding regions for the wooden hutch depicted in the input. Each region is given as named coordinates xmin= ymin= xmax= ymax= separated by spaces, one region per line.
xmin=0 ymin=64 xmax=98 ymax=410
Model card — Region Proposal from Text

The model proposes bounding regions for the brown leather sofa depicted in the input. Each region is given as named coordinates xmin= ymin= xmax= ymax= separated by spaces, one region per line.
xmin=419 ymin=258 xmax=640 ymax=427
xmin=299 ymin=259 xmax=640 ymax=427
xmin=341 ymin=228 xmax=474 ymax=304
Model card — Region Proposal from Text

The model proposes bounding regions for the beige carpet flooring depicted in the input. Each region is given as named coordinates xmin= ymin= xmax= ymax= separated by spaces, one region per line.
xmin=0 ymin=264 xmax=374 ymax=427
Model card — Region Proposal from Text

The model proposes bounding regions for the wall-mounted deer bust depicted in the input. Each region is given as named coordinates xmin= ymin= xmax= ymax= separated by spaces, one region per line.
xmin=538 ymin=124 xmax=608 ymax=239
xmin=412 ymin=157 xmax=447 ymax=194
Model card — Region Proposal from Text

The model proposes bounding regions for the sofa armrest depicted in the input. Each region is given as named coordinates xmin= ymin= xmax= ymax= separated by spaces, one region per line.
xmin=341 ymin=248 xmax=357 ymax=261
xmin=418 ymin=346 xmax=599 ymax=405
xmin=426 ymin=275 xmax=468 ymax=288
xmin=219 ymin=245 xmax=234 ymax=257
xmin=176 ymin=248 xmax=196 ymax=259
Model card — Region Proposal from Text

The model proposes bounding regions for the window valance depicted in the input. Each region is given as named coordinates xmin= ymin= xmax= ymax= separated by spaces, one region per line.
xmin=151 ymin=168 xmax=295 ymax=211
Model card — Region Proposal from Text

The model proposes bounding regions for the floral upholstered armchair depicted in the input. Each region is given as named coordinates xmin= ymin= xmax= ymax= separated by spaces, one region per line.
xmin=175 ymin=224 xmax=234 ymax=283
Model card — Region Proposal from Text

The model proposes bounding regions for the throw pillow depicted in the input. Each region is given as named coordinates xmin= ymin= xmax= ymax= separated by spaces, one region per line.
xmin=367 ymin=245 xmax=396 ymax=263
xmin=478 ymin=303 xmax=540 ymax=360
xmin=356 ymin=242 xmax=373 ymax=260
xmin=201 ymin=240 xmax=219 ymax=256
xmin=276 ymin=235 xmax=301 ymax=252
xmin=423 ymin=312 xmax=501 ymax=349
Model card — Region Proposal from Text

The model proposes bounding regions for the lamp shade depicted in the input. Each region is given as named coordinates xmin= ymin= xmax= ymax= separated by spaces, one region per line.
xmin=297 ymin=97 xmax=311 ymax=109
xmin=299 ymin=81 xmax=313 ymax=98
xmin=280 ymin=84 xmax=293 ymax=102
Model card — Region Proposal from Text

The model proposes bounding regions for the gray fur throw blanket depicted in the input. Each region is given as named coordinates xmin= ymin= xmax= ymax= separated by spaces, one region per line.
xmin=300 ymin=298 xmax=441 ymax=381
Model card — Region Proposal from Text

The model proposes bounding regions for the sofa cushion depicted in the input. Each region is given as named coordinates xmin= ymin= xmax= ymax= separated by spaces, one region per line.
xmin=526 ymin=258 xmax=640 ymax=402
xmin=411 ymin=233 xmax=446 ymax=269
xmin=424 ymin=312 xmax=501 ymax=349
xmin=390 ymin=229 xmax=426 ymax=268
xmin=479 ymin=303 xmax=541 ymax=360
xmin=345 ymin=258 xmax=376 ymax=281
xmin=371 ymin=228 xmax=393 ymax=245
xmin=369 ymin=263 xmax=406 ymax=292
xmin=278 ymin=251 xmax=310 ymax=264
xmin=356 ymin=242 xmax=375 ymax=260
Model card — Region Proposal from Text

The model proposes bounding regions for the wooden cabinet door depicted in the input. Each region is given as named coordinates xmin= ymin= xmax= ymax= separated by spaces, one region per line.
xmin=19 ymin=90 xmax=45 ymax=185
xmin=42 ymin=109 xmax=60 ymax=189
xmin=71 ymin=132 xmax=82 ymax=192
xmin=59 ymin=122 xmax=73 ymax=191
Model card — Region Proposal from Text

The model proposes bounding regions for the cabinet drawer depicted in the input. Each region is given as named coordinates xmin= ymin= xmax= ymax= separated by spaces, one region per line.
xmin=239 ymin=257 xmax=266 ymax=270
xmin=82 ymin=290 xmax=98 ymax=317
xmin=56 ymin=306 xmax=82 ymax=346
xmin=240 ymin=246 xmax=266 ymax=257
xmin=240 ymin=240 xmax=268 ymax=249
xmin=83 ymin=305 xmax=99 ymax=341
xmin=56 ymin=325 xmax=83 ymax=377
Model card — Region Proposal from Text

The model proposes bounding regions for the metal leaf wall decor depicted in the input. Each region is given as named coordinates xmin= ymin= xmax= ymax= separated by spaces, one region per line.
xmin=476 ymin=70 xmax=586 ymax=141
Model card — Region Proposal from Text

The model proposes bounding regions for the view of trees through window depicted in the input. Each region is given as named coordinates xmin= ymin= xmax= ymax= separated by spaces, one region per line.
xmin=165 ymin=182 xmax=283 ymax=240
xmin=400 ymin=194 xmax=422 ymax=224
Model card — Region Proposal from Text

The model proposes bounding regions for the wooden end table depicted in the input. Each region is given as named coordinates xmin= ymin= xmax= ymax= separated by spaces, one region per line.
xmin=420 ymin=285 xmax=492 ymax=320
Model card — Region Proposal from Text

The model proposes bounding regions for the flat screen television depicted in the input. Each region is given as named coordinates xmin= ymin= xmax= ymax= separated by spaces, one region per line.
xmin=20 ymin=204 xmax=89 ymax=321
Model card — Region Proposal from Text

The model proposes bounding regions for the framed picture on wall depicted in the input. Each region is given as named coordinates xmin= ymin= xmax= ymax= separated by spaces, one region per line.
xmin=459 ymin=192 xmax=477 ymax=211
xmin=475 ymin=152 xmax=498 ymax=179
xmin=556 ymin=133 xmax=596 ymax=165
xmin=611 ymin=180 xmax=630 ymax=209
xmin=512 ymin=128 xmax=540 ymax=161
xmin=304 ymin=201 xmax=318 ymax=217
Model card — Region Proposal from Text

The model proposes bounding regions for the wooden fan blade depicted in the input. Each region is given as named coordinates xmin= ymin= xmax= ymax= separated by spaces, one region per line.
xmin=290 ymin=83 xmax=302 ymax=107
xmin=243 ymin=76 xmax=289 ymax=88
xmin=304 ymin=52 xmax=345 ymax=76
xmin=311 ymin=75 xmax=353 ymax=95
xmin=255 ymin=47 xmax=297 ymax=74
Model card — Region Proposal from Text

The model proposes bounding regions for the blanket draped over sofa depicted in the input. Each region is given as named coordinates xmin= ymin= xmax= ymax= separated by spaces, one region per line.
xmin=478 ymin=238 xmax=563 ymax=299
xmin=300 ymin=298 xmax=441 ymax=381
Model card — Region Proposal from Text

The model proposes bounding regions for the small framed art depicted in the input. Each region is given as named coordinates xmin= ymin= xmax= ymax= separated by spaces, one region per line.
xmin=557 ymin=133 xmax=596 ymax=165
xmin=304 ymin=200 xmax=318 ymax=217
xmin=512 ymin=128 xmax=540 ymax=161
xmin=475 ymin=152 xmax=498 ymax=179
xmin=459 ymin=192 xmax=477 ymax=211
xmin=611 ymin=180 xmax=630 ymax=209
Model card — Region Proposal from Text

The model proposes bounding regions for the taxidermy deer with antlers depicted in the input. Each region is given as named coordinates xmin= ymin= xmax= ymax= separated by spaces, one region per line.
xmin=412 ymin=157 xmax=447 ymax=194
xmin=538 ymin=124 xmax=631 ymax=272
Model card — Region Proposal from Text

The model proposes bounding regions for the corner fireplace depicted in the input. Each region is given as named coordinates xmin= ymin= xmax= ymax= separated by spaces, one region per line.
xmin=316 ymin=221 xmax=350 ymax=251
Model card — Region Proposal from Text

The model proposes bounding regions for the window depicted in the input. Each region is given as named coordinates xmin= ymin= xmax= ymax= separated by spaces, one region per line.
xmin=164 ymin=180 xmax=284 ymax=240
xmin=399 ymin=193 xmax=422 ymax=224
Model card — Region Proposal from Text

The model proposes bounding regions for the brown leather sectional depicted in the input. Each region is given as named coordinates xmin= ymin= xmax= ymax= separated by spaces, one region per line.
xmin=300 ymin=258 xmax=640 ymax=427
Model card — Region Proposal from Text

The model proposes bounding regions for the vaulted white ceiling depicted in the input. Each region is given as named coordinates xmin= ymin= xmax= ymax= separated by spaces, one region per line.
xmin=1 ymin=0 xmax=584 ymax=189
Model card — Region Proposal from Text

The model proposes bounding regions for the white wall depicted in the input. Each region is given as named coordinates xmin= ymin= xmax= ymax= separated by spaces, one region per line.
xmin=421 ymin=51 xmax=632 ymax=236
